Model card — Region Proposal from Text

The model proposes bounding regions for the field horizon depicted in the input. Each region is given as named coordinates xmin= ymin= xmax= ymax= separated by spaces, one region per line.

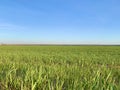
xmin=0 ymin=43 xmax=120 ymax=46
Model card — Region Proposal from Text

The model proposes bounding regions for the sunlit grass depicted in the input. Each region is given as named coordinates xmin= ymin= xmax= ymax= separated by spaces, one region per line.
xmin=0 ymin=46 xmax=120 ymax=90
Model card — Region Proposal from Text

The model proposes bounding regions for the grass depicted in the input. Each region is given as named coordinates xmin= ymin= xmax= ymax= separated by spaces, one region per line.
xmin=0 ymin=46 xmax=120 ymax=90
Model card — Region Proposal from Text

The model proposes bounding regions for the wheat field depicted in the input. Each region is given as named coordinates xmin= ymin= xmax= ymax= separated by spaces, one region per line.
xmin=0 ymin=46 xmax=120 ymax=90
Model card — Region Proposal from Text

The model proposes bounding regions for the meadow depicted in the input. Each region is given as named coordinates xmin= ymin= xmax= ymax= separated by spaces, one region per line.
xmin=0 ymin=45 xmax=120 ymax=90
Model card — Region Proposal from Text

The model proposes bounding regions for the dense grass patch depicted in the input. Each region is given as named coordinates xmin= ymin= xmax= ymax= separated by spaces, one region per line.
xmin=0 ymin=46 xmax=120 ymax=90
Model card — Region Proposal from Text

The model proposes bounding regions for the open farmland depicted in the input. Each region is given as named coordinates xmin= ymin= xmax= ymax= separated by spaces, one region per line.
xmin=0 ymin=46 xmax=120 ymax=90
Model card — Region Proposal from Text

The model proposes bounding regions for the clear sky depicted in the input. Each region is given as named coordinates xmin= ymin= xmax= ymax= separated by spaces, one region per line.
xmin=0 ymin=0 xmax=120 ymax=44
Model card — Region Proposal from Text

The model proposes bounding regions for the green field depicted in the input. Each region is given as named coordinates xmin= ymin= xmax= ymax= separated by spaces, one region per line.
xmin=0 ymin=46 xmax=120 ymax=90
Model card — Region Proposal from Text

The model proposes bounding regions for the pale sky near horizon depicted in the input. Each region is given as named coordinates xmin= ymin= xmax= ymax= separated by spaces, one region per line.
xmin=0 ymin=0 xmax=120 ymax=44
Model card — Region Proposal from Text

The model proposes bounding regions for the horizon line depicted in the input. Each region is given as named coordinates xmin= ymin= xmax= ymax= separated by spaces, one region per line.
xmin=0 ymin=43 xmax=120 ymax=46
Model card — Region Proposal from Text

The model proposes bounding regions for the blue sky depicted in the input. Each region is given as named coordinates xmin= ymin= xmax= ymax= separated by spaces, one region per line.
xmin=0 ymin=0 xmax=120 ymax=44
